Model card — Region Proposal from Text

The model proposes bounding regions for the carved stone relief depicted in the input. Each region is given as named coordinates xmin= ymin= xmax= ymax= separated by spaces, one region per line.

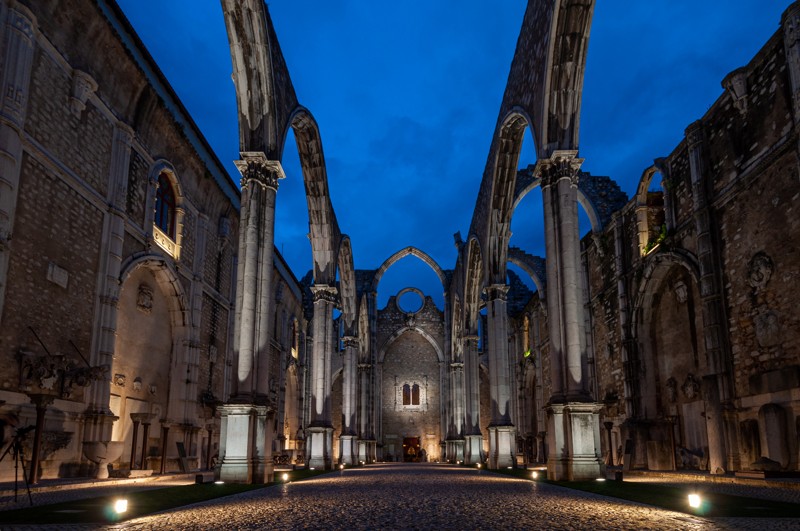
xmin=673 ymin=281 xmax=688 ymax=304
xmin=682 ymin=374 xmax=700 ymax=400
xmin=137 ymin=284 xmax=154 ymax=314
xmin=754 ymin=308 xmax=781 ymax=348
xmin=747 ymin=252 xmax=774 ymax=293
xmin=666 ymin=377 xmax=678 ymax=403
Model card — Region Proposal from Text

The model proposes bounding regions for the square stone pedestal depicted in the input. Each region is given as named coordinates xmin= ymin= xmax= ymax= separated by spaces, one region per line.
xmin=464 ymin=434 xmax=484 ymax=464
xmin=546 ymin=402 xmax=603 ymax=480
xmin=340 ymin=434 xmax=356 ymax=465
xmin=488 ymin=425 xmax=515 ymax=469
xmin=217 ymin=404 xmax=273 ymax=483
xmin=307 ymin=426 xmax=333 ymax=469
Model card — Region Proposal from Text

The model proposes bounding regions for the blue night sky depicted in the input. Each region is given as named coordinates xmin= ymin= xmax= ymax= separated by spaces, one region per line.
xmin=116 ymin=1 xmax=790 ymax=310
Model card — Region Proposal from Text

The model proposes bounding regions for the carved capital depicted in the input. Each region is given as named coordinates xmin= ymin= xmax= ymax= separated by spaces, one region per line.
xmin=341 ymin=336 xmax=359 ymax=349
xmin=684 ymin=121 xmax=704 ymax=149
xmin=722 ymin=67 xmax=748 ymax=115
xmin=357 ymin=363 xmax=372 ymax=372
xmin=483 ymin=283 xmax=509 ymax=302
xmin=535 ymin=150 xmax=582 ymax=189
xmin=783 ymin=2 xmax=800 ymax=48
xmin=235 ymin=152 xmax=285 ymax=191
xmin=69 ymin=70 xmax=98 ymax=117
xmin=310 ymin=284 xmax=338 ymax=304
xmin=449 ymin=362 xmax=464 ymax=371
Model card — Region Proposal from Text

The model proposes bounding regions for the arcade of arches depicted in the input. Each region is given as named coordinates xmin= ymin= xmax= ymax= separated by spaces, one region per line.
xmin=0 ymin=0 xmax=799 ymax=487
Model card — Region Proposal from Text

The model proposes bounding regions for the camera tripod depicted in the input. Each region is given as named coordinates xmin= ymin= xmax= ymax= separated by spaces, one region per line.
xmin=0 ymin=426 xmax=34 ymax=506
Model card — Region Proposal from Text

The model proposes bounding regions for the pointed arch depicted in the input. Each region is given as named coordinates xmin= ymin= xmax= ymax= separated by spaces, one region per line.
xmin=370 ymin=246 xmax=447 ymax=293
xmin=463 ymin=237 xmax=484 ymax=334
xmin=119 ymin=253 xmax=189 ymax=329
xmin=486 ymin=110 xmax=531 ymax=284
xmin=336 ymin=235 xmax=357 ymax=334
xmin=288 ymin=107 xmax=340 ymax=284
xmin=377 ymin=327 xmax=444 ymax=364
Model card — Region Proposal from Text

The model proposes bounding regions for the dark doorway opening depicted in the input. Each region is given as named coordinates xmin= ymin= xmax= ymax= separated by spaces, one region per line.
xmin=403 ymin=437 xmax=420 ymax=462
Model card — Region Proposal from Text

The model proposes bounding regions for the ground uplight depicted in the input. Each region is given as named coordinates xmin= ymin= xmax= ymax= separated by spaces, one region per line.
xmin=688 ymin=493 xmax=701 ymax=508
xmin=114 ymin=499 xmax=128 ymax=514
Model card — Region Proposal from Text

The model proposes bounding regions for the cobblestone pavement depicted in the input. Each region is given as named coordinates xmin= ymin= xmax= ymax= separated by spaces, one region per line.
xmin=4 ymin=464 xmax=800 ymax=530
xmin=96 ymin=464 xmax=796 ymax=531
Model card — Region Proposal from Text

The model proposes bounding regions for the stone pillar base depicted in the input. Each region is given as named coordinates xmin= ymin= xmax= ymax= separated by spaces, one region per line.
xmin=488 ymin=426 xmax=515 ymax=469
xmin=357 ymin=439 xmax=368 ymax=463
xmin=446 ymin=439 xmax=464 ymax=463
xmin=217 ymin=404 xmax=272 ymax=484
xmin=307 ymin=426 xmax=333 ymax=470
xmin=546 ymin=402 xmax=603 ymax=481
xmin=340 ymin=435 xmax=356 ymax=465
xmin=464 ymin=435 xmax=484 ymax=464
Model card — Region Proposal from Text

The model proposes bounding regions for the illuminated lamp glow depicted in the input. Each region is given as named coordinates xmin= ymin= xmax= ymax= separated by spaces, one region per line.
xmin=688 ymin=493 xmax=701 ymax=508
xmin=114 ymin=499 xmax=128 ymax=514
xmin=282 ymin=473 xmax=289 ymax=481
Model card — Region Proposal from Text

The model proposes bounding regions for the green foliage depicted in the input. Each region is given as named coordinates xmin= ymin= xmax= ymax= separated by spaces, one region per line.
xmin=643 ymin=224 xmax=667 ymax=254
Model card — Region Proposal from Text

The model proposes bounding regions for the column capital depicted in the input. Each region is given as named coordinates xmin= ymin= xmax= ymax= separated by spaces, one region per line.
xmin=783 ymin=2 xmax=800 ymax=45
xmin=684 ymin=120 xmax=704 ymax=149
xmin=450 ymin=362 xmax=464 ymax=371
xmin=483 ymin=283 xmax=509 ymax=302
xmin=235 ymin=152 xmax=285 ymax=191
xmin=357 ymin=363 xmax=372 ymax=372
xmin=461 ymin=334 xmax=479 ymax=343
xmin=130 ymin=412 xmax=155 ymax=424
xmin=341 ymin=336 xmax=359 ymax=349
xmin=535 ymin=150 xmax=583 ymax=189
xmin=310 ymin=284 xmax=338 ymax=304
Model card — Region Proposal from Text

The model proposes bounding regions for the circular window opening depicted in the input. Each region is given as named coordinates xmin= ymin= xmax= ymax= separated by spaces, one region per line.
xmin=396 ymin=288 xmax=425 ymax=314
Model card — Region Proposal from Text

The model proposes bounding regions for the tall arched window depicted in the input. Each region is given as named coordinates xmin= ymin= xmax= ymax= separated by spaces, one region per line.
xmin=155 ymin=172 xmax=176 ymax=238
xmin=402 ymin=384 xmax=411 ymax=406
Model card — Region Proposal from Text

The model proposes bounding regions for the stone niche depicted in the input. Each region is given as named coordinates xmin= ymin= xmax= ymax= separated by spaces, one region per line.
xmin=749 ymin=365 xmax=800 ymax=395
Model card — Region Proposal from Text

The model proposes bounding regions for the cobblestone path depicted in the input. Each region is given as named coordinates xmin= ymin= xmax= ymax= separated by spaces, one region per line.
xmin=102 ymin=463 xmax=756 ymax=531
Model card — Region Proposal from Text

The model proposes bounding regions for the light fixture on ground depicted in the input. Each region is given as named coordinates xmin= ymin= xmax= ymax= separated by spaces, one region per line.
xmin=114 ymin=499 xmax=128 ymax=514
xmin=688 ymin=493 xmax=701 ymax=509
xmin=596 ymin=477 xmax=606 ymax=482
xmin=214 ymin=480 xmax=224 ymax=485
xmin=476 ymin=463 xmax=481 ymax=469
xmin=531 ymin=471 xmax=538 ymax=479
xmin=340 ymin=464 xmax=344 ymax=470
xmin=282 ymin=473 xmax=289 ymax=482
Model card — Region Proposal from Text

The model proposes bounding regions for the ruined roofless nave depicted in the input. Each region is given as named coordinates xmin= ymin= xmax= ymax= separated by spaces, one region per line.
xmin=0 ymin=0 xmax=798 ymax=486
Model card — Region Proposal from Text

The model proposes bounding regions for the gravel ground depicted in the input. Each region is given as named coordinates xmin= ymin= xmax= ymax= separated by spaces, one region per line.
xmin=4 ymin=464 xmax=800 ymax=530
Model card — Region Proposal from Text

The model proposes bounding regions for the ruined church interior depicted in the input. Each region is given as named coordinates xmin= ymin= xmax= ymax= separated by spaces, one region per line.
xmin=0 ymin=0 xmax=799 ymax=490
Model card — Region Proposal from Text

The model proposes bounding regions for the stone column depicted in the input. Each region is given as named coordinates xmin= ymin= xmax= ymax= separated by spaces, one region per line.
xmin=339 ymin=336 xmax=358 ymax=464
xmin=0 ymin=4 xmax=35 ymax=323
xmin=129 ymin=416 xmax=140 ymax=469
xmin=357 ymin=362 xmax=370 ymax=463
xmin=140 ymin=419 xmax=152 ymax=470
xmin=463 ymin=334 xmax=483 ymax=464
xmin=484 ymin=284 xmax=515 ymax=469
xmin=218 ymin=153 xmax=283 ymax=484
xmin=612 ymin=212 xmax=639 ymax=419
xmin=307 ymin=285 xmax=337 ymax=470
xmin=27 ymin=394 xmax=54 ymax=484
xmin=447 ymin=361 xmax=465 ymax=462
xmin=537 ymin=151 xmax=602 ymax=480
xmin=782 ymin=3 xmax=800 ymax=127
xmin=685 ymin=122 xmax=731 ymax=474
xmin=86 ymin=122 xmax=133 ymax=442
